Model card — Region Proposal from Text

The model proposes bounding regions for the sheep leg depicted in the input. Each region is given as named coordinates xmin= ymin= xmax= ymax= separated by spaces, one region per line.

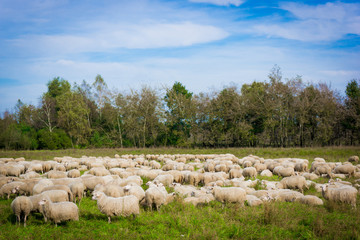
xmin=108 ymin=217 xmax=111 ymax=224
xmin=24 ymin=215 xmax=27 ymax=227
xmin=17 ymin=215 xmax=20 ymax=225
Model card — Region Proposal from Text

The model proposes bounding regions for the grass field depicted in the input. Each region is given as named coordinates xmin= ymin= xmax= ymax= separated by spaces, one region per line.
xmin=0 ymin=147 xmax=359 ymax=239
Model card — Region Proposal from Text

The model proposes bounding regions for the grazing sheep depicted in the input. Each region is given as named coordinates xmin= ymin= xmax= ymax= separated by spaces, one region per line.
xmin=20 ymin=171 xmax=40 ymax=179
xmin=144 ymin=186 xmax=176 ymax=211
xmin=295 ymin=162 xmax=308 ymax=172
xmin=321 ymin=184 xmax=357 ymax=208
xmin=123 ymin=185 xmax=145 ymax=202
xmin=260 ymin=169 xmax=273 ymax=177
xmin=92 ymin=191 xmax=139 ymax=223
xmin=348 ymin=156 xmax=359 ymax=163
xmin=301 ymin=173 xmax=319 ymax=180
xmin=81 ymin=176 xmax=105 ymax=193
xmin=0 ymin=181 xmax=23 ymax=199
xmin=314 ymin=164 xmax=333 ymax=178
xmin=68 ymin=182 xmax=86 ymax=204
xmin=242 ymin=167 xmax=257 ymax=178
xmin=6 ymin=166 xmax=21 ymax=177
xmin=11 ymin=196 xmax=33 ymax=226
xmin=278 ymin=176 xmax=308 ymax=193
xmin=273 ymin=189 xmax=304 ymax=202
xmin=229 ymin=169 xmax=242 ymax=179
xmin=33 ymin=179 xmax=54 ymax=195
xmin=41 ymin=185 xmax=73 ymax=202
xmin=89 ymin=167 xmax=110 ymax=176
xmin=188 ymin=172 xmax=202 ymax=186
xmin=204 ymin=162 xmax=215 ymax=172
xmin=278 ymin=167 xmax=295 ymax=177
xmin=149 ymin=160 xmax=161 ymax=169
xmin=211 ymin=186 xmax=246 ymax=207
xmin=334 ymin=164 xmax=356 ymax=177
xmin=47 ymin=170 xmax=67 ymax=179
xmin=296 ymin=195 xmax=323 ymax=206
xmin=39 ymin=197 xmax=79 ymax=226
xmin=254 ymin=163 xmax=267 ymax=173
xmin=67 ymin=169 xmax=81 ymax=178
xmin=41 ymin=190 xmax=70 ymax=202
xmin=153 ymin=174 xmax=174 ymax=187
xmin=246 ymin=195 xmax=263 ymax=207
xmin=103 ymin=184 xmax=125 ymax=198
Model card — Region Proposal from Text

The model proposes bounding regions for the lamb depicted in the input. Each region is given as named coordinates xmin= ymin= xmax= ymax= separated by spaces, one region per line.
xmin=68 ymin=182 xmax=86 ymax=204
xmin=211 ymin=186 xmax=246 ymax=207
xmin=296 ymin=195 xmax=323 ymax=206
xmin=278 ymin=176 xmax=308 ymax=193
xmin=11 ymin=196 xmax=33 ymax=226
xmin=242 ymin=167 xmax=257 ymax=178
xmin=144 ymin=186 xmax=176 ymax=211
xmin=92 ymin=191 xmax=139 ymax=223
xmin=123 ymin=185 xmax=145 ymax=202
xmin=321 ymin=184 xmax=357 ymax=208
xmin=39 ymin=197 xmax=79 ymax=226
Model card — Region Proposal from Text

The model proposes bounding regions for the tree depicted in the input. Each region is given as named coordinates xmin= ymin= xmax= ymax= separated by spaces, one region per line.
xmin=164 ymin=82 xmax=194 ymax=146
xmin=92 ymin=74 xmax=109 ymax=120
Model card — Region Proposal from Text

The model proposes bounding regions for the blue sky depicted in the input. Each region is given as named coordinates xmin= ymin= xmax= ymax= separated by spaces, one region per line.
xmin=0 ymin=0 xmax=359 ymax=113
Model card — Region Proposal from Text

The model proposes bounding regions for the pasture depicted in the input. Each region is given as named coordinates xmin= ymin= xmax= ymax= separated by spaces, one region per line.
xmin=0 ymin=147 xmax=359 ymax=239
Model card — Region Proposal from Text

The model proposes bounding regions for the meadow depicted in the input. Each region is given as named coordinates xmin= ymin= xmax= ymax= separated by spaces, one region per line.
xmin=0 ymin=147 xmax=359 ymax=239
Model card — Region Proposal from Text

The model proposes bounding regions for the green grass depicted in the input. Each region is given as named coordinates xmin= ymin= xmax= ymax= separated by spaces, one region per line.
xmin=0 ymin=146 xmax=359 ymax=162
xmin=1 ymin=147 xmax=360 ymax=239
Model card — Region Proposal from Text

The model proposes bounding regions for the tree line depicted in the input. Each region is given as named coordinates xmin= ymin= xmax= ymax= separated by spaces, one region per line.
xmin=1 ymin=66 xmax=359 ymax=150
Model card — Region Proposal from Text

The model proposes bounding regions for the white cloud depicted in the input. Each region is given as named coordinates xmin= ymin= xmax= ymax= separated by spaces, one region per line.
xmin=189 ymin=0 xmax=243 ymax=7
xmin=252 ymin=2 xmax=360 ymax=42
xmin=10 ymin=22 xmax=229 ymax=56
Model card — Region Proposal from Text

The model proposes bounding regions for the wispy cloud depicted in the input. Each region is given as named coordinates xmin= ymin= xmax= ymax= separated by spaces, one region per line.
xmin=189 ymin=0 xmax=244 ymax=7
xmin=9 ymin=22 xmax=228 ymax=57
xmin=252 ymin=2 xmax=360 ymax=42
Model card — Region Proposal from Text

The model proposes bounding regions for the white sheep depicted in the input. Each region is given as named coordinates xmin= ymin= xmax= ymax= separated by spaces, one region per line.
xmin=33 ymin=179 xmax=54 ymax=195
xmin=68 ymin=182 xmax=86 ymax=204
xmin=123 ymin=185 xmax=145 ymax=202
xmin=92 ymin=191 xmax=139 ymax=223
xmin=144 ymin=186 xmax=176 ymax=211
xmin=39 ymin=197 xmax=79 ymax=226
xmin=278 ymin=176 xmax=308 ymax=193
xmin=153 ymin=174 xmax=174 ymax=187
xmin=242 ymin=167 xmax=257 ymax=178
xmin=67 ymin=169 xmax=81 ymax=178
xmin=11 ymin=196 xmax=33 ymax=227
xmin=211 ymin=186 xmax=246 ymax=207
xmin=296 ymin=195 xmax=323 ymax=206
xmin=321 ymin=184 xmax=357 ymax=208
xmin=334 ymin=164 xmax=355 ymax=177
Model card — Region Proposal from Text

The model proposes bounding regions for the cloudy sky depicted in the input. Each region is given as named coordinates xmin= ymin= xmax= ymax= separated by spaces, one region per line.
xmin=0 ymin=0 xmax=359 ymax=112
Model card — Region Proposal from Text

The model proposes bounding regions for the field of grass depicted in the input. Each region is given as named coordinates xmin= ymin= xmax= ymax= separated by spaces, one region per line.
xmin=0 ymin=147 xmax=359 ymax=239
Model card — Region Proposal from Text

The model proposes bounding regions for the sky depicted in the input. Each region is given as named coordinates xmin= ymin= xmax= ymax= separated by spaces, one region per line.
xmin=0 ymin=0 xmax=359 ymax=113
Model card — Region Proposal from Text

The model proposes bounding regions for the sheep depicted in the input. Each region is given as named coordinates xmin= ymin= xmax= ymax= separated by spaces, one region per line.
xmin=20 ymin=171 xmax=40 ymax=179
xmin=348 ymin=156 xmax=359 ymax=163
xmin=301 ymin=173 xmax=319 ymax=180
xmin=68 ymin=182 xmax=86 ymax=204
xmin=33 ymin=179 xmax=54 ymax=195
xmin=254 ymin=163 xmax=267 ymax=173
xmin=273 ymin=189 xmax=304 ymax=202
xmin=204 ymin=162 xmax=215 ymax=172
xmin=47 ymin=170 xmax=67 ymax=179
xmin=11 ymin=196 xmax=33 ymax=226
xmin=172 ymin=183 xmax=197 ymax=197
xmin=67 ymin=169 xmax=81 ymax=178
xmin=92 ymin=191 xmax=139 ymax=223
xmin=41 ymin=190 xmax=70 ymax=202
xmin=314 ymin=164 xmax=333 ymax=178
xmin=183 ymin=195 xmax=213 ymax=206
xmin=294 ymin=162 xmax=308 ymax=172
xmin=246 ymin=195 xmax=263 ymax=206
xmin=89 ymin=167 xmax=110 ymax=176
xmin=211 ymin=186 xmax=246 ymax=207
xmin=39 ymin=197 xmax=79 ymax=226
xmin=278 ymin=167 xmax=295 ymax=177
xmin=123 ymin=185 xmax=145 ymax=202
xmin=153 ymin=174 xmax=174 ymax=187
xmin=242 ymin=167 xmax=257 ymax=178
xmin=6 ymin=166 xmax=21 ymax=177
xmin=149 ymin=160 xmax=161 ymax=169
xmin=278 ymin=176 xmax=308 ymax=193
xmin=334 ymin=164 xmax=355 ymax=177
xmin=229 ymin=169 xmax=242 ymax=179
xmin=296 ymin=195 xmax=323 ymax=206
xmin=81 ymin=176 xmax=105 ymax=193
xmin=14 ymin=179 xmax=39 ymax=196
xmin=0 ymin=181 xmax=23 ymax=199
xmin=188 ymin=172 xmax=202 ymax=186
xmin=144 ymin=186 xmax=176 ymax=211
xmin=103 ymin=184 xmax=125 ymax=198
xmin=41 ymin=185 xmax=73 ymax=202
xmin=321 ymin=184 xmax=357 ymax=208
xmin=260 ymin=169 xmax=273 ymax=177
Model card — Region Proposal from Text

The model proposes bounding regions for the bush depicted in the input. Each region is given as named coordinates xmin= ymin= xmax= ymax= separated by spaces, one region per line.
xmin=38 ymin=128 xmax=72 ymax=150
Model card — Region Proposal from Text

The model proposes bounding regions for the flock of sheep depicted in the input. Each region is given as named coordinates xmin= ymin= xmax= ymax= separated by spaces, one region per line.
xmin=1 ymin=153 xmax=359 ymax=227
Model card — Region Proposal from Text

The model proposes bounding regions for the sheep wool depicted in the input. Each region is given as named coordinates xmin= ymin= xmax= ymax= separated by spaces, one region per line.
xmin=11 ymin=196 xmax=33 ymax=227
xmin=39 ymin=198 xmax=79 ymax=226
